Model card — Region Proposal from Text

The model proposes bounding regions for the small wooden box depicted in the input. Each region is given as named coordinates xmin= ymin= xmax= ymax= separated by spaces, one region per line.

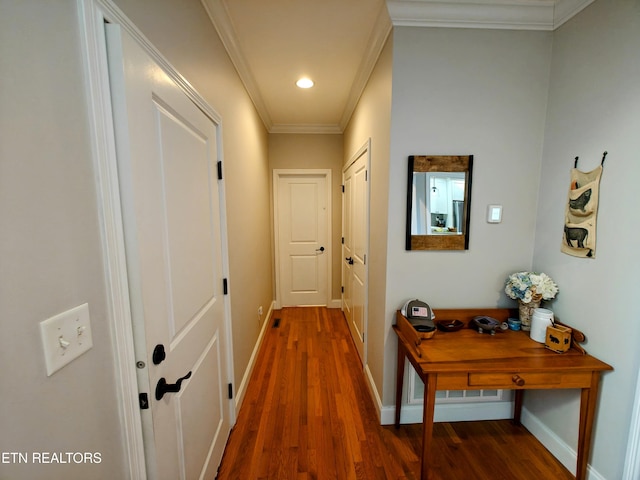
xmin=545 ymin=325 xmax=572 ymax=353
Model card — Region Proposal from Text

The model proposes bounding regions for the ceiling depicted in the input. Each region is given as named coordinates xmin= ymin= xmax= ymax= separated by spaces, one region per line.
xmin=201 ymin=0 xmax=594 ymax=134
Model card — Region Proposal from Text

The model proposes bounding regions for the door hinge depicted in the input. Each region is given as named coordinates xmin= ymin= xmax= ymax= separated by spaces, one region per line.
xmin=217 ymin=160 xmax=223 ymax=180
xmin=365 ymin=170 xmax=368 ymax=181
xmin=341 ymin=184 xmax=345 ymax=193
xmin=139 ymin=393 xmax=149 ymax=410
xmin=223 ymin=278 xmax=228 ymax=295
xmin=364 ymin=254 xmax=367 ymax=265
xmin=228 ymin=383 xmax=233 ymax=399
xmin=341 ymin=237 xmax=344 ymax=244
xmin=341 ymin=286 xmax=344 ymax=293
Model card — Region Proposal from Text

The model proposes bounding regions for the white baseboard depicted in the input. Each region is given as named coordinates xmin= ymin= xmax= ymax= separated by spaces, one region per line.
xmin=329 ymin=299 xmax=342 ymax=309
xmin=521 ymin=407 xmax=606 ymax=480
xmin=233 ymin=301 xmax=275 ymax=411
xmin=362 ymin=364 xmax=513 ymax=425
xmin=363 ymin=364 xmax=384 ymax=422
xmin=379 ymin=400 xmax=514 ymax=425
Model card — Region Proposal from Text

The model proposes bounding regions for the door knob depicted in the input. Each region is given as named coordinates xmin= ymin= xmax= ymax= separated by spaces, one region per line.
xmin=316 ymin=246 xmax=325 ymax=252
xmin=155 ymin=371 xmax=192 ymax=400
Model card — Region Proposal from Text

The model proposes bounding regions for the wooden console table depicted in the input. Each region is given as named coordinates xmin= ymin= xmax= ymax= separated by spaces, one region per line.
xmin=394 ymin=308 xmax=612 ymax=480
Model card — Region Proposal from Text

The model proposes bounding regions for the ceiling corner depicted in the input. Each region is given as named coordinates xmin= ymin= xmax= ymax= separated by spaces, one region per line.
xmin=553 ymin=0 xmax=596 ymax=28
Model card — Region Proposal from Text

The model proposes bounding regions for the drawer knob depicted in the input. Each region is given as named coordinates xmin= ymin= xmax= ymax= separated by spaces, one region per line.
xmin=512 ymin=375 xmax=525 ymax=386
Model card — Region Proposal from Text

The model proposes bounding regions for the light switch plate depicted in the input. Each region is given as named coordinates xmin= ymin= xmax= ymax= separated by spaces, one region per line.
xmin=40 ymin=303 xmax=93 ymax=376
xmin=487 ymin=205 xmax=503 ymax=223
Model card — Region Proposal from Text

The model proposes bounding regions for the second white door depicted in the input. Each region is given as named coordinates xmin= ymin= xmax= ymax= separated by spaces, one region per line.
xmin=342 ymin=145 xmax=369 ymax=364
xmin=275 ymin=171 xmax=330 ymax=307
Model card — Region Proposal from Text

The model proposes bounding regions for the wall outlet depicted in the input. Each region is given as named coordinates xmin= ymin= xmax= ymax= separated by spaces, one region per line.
xmin=40 ymin=303 xmax=93 ymax=376
xmin=258 ymin=306 xmax=263 ymax=316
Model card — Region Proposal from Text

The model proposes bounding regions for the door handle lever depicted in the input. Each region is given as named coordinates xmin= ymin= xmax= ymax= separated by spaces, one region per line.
xmin=316 ymin=246 xmax=325 ymax=253
xmin=155 ymin=371 xmax=192 ymax=401
xmin=345 ymin=257 xmax=354 ymax=265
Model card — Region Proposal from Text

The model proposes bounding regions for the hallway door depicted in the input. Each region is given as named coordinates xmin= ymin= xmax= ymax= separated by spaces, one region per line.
xmin=342 ymin=143 xmax=370 ymax=364
xmin=274 ymin=170 xmax=330 ymax=307
xmin=106 ymin=25 xmax=231 ymax=480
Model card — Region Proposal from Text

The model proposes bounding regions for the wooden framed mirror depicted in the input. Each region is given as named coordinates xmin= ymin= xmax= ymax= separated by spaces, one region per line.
xmin=406 ymin=155 xmax=473 ymax=250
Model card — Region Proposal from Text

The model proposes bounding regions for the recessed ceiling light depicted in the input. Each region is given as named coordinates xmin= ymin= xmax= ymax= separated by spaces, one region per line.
xmin=296 ymin=77 xmax=314 ymax=89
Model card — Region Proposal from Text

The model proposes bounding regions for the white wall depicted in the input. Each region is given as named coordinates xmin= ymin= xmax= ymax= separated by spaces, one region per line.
xmin=384 ymin=26 xmax=553 ymax=405
xmin=0 ymin=2 xmax=127 ymax=478
xmin=528 ymin=1 xmax=640 ymax=478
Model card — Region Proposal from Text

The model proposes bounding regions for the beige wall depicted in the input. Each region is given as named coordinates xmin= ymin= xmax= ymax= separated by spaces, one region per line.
xmin=269 ymin=134 xmax=344 ymax=304
xmin=112 ymin=0 xmax=273 ymax=392
xmin=0 ymin=2 xmax=127 ymax=478
xmin=343 ymin=34 xmax=393 ymax=401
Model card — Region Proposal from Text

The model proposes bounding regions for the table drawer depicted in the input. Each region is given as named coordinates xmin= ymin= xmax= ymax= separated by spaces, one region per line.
xmin=468 ymin=372 xmax=563 ymax=388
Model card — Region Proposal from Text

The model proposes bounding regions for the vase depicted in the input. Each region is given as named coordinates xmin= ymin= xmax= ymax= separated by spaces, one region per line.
xmin=518 ymin=298 xmax=541 ymax=331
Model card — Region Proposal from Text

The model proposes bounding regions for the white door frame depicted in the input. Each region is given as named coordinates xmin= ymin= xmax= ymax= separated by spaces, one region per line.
xmin=78 ymin=1 xmax=235 ymax=478
xmin=341 ymin=140 xmax=371 ymax=365
xmin=273 ymin=169 xmax=332 ymax=309
xmin=623 ymin=369 xmax=640 ymax=479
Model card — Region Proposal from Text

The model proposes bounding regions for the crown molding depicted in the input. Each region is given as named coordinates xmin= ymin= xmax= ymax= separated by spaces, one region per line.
xmin=201 ymin=0 xmax=273 ymax=130
xmin=269 ymin=124 xmax=343 ymax=135
xmin=387 ymin=0 xmax=595 ymax=31
xmin=339 ymin=3 xmax=393 ymax=130
xmin=387 ymin=0 xmax=556 ymax=30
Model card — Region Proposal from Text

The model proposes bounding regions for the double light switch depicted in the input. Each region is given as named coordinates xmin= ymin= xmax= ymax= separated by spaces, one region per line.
xmin=40 ymin=303 xmax=93 ymax=376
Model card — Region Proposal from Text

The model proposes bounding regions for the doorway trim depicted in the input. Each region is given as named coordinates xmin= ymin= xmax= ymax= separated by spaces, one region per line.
xmin=273 ymin=169 xmax=332 ymax=309
xmin=78 ymin=1 xmax=234 ymax=478
xmin=623 ymin=368 xmax=640 ymax=479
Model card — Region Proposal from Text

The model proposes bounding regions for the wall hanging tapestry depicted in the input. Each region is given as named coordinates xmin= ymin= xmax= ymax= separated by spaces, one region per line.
xmin=561 ymin=152 xmax=606 ymax=259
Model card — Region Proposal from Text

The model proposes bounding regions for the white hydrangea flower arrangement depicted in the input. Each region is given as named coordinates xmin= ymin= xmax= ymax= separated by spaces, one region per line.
xmin=505 ymin=271 xmax=558 ymax=303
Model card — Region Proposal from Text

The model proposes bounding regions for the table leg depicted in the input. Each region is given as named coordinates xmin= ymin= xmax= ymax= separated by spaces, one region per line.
xmin=513 ymin=389 xmax=524 ymax=425
xmin=576 ymin=372 xmax=601 ymax=480
xmin=421 ymin=374 xmax=437 ymax=480
xmin=395 ymin=341 xmax=406 ymax=428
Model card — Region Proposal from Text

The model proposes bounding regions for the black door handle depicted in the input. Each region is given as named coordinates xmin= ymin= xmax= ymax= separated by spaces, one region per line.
xmin=345 ymin=257 xmax=354 ymax=265
xmin=155 ymin=371 xmax=192 ymax=401
xmin=316 ymin=246 xmax=325 ymax=252
xmin=152 ymin=344 xmax=166 ymax=365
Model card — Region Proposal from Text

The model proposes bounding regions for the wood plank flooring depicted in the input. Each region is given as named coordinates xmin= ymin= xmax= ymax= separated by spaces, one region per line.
xmin=216 ymin=307 xmax=574 ymax=480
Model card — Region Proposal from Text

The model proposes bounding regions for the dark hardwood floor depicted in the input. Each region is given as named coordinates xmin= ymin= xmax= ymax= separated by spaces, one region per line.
xmin=216 ymin=307 xmax=573 ymax=479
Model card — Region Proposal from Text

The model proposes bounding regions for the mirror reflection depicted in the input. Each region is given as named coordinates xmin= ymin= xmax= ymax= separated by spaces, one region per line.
xmin=411 ymin=172 xmax=466 ymax=235
xmin=406 ymin=155 xmax=473 ymax=250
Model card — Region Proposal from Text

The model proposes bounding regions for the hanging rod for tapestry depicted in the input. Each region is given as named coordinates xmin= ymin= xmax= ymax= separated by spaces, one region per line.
xmin=573 ymin=151 xmax=608 ymax=169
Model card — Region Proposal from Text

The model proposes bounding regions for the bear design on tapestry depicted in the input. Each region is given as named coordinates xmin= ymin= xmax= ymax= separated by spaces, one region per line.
xmin=561 ymin=152 xmax=606 ymax=259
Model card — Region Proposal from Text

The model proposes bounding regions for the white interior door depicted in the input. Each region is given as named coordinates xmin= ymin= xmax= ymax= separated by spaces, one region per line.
xmin=275 ymin=171 xmax=329 ymax=307
xmin=342 ymin=171 xmax=354 ymax=328
xmin=106 ymin=25 xmax=231 ymax=480
xmin=342 ymin=146 xmax=369 ymax=364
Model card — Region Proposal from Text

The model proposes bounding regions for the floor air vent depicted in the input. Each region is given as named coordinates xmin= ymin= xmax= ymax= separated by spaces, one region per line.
xmin=272 ymin=318 xmax=281 ymax=328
